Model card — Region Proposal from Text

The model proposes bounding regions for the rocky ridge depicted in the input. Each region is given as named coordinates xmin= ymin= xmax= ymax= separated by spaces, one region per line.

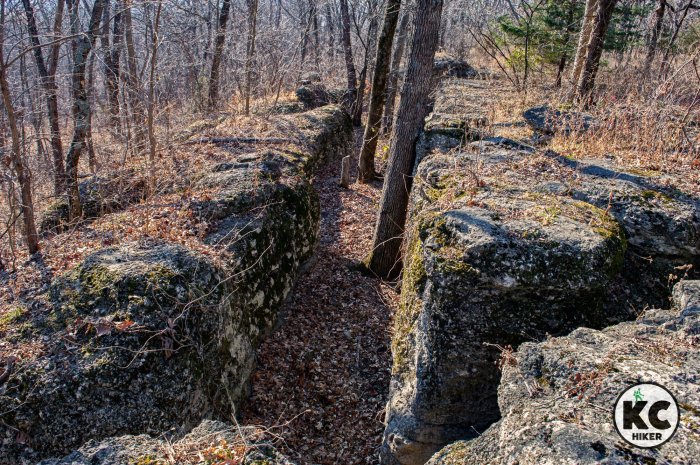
xmin=381 ymin=77 xmax=700 ymax=465
xmin=0 ymin=106 xmax=352 ymax=463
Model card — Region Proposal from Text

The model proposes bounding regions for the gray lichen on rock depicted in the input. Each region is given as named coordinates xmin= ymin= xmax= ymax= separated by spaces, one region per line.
xmin=0 ymin=105 xmax=352 ymax=462
xmin=427 ymin=280 xmax=700 ymax=465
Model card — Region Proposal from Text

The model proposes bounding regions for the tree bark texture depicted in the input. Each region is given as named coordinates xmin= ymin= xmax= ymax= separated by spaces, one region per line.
xmin=358 ymin=0 xmax=402 ymax=182
xmin=366 ymin=0 xmax=444 ymax=280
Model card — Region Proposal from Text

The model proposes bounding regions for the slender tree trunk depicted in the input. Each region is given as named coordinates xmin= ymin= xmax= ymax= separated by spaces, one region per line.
xmin=574 ymin=0 xmax=618 ymax=106
xmin=105 ymin=0 xmax=123 ymax=130
xmin=555 ymin=1 xmax=577 ymax=88
xmin=382 ymin=10 xmax=410 ymax=135
xmin=358 ymin=0 xmax=402 ymax=182
xmin=339 ymin=0 xmax=358 ymax=114
xmin=123 ymin=0 xmax=146 ymax=152
xmin=244 ymin=0 xmax=259 ymax=115
xmin=86 ymin=53 xmax=98 ymax=173
xmin=147 ymin=1 xmax=162 ymax=194
xmin=353 ymin=3 xmax=379 ymax=126
xmin=21 ymin=0 xmax=66 ymax=196
xmin=65 ymin=0 xmax=108 ymax=221
xmin=644 ymin=0 xmax=667 ymax=73
xmin=660 ymin=1 xmax=697 ymax=76
xmin=366 ymin=0 xmax=444 ymax=280
xmin=324 ymin=2 xmax=335 ymax=61
xmin=311 ymin=1 xmax=320 ymax=68
xmin=1 ymin=1 xmax=39 ymax=254
xmin=208 ymin=0 xmax=232 ymax=110
xmin=568 ymin=0 xmax=598 ymax=100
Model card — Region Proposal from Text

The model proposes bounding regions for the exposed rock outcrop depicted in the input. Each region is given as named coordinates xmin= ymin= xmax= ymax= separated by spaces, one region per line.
xmin=523 ymin=105 xmax=597 ymax=136
xmin=382 ymin=92 xmax=700 ymax=464
xmin=382 ymin=148 xmax=628 ymax=465
xmin=428 ymin=280 xmax=700 ymax=465
xmin=40 ymin=420 xmax=295 ymax=465
xmin=433 ymin=56 xmax=479 ymax=79
xmin=0 ymin=106 xmax=352 ymax=462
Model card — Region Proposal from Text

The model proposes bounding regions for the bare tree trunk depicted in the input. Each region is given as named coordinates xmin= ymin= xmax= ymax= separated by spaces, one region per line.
xmin=311 ymin=1 xmax=320 ymax=68
xmin=574 ymin=0 xmax=617 ymax=106
xmin=244 ymin=0 xmax=259 ymax=115
xmin=660 ymin=1 xmax=698 ymax=76
xmin=1 ymin=1 xmax=39 ymax=254
xmin=86 ymin=52 xmax=98 ymax=173
xmin=568 ymin=0 xmax=598 ymax=100
xmin=324 ymin=1 xmax=335 ymax=61
xmin=147 ymin=0 xmax=162 ymax=194
xmin=366 ymin=0 xmax=444 ymax=280
xmin=105 ymin=0 xmax=123 ymax=130
xmin=65 ymin=0 xmax=108 ymax=221
xmin=21 ymin=0 xmax=66 ymax=196
xmin=208 ymin=0 xmax=232 ymax=110
xmin=555 ymin=0 xmax=577 ymax=88
xmin=123 ymin=0 xmax=146 ymax=151
xmin=358 ymin=0 xmax=402 ymax=182
xmin=339 ymin=0 xmax=358 ymax=114
xmin=644 ymin=0 xmax=667 ymax=73
xmin=382 ymin=9 xmax=410 ymax=134
xmin=352 ymin=2 xmax=379 ymax=126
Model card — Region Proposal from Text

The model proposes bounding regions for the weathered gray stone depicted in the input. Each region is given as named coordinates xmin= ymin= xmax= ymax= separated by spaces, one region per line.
xmin=428 ymin=280 xmax=700 ymax=465
xmin=0 ymin=106 xmax=352 ymax=462
xmin=433 ymin=56 xmax=479 ymax=79
xmin=523 ymin=105 xmax=596 ymax=135
xmin=382 ymin=151 xmax=628 ymax=465
xmin=384 ymin=108 xmax=700 ymax=463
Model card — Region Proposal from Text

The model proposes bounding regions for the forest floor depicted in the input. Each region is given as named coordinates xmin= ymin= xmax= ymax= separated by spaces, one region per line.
xmin=241 ymin=131 xmax=399 ymax=465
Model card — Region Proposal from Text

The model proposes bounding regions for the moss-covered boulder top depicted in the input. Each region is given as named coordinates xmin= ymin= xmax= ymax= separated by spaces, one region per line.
xmin=0 ymin=105 xmax=352 ymax=463
xmin=428 ymin=280 xmax=700 ymax=465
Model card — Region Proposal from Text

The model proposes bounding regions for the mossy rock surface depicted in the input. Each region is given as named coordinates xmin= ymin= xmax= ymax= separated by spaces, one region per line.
xmin=0 ymin=105 xmax=352 ymax=462
xmin=382 ymin=110 xmax=700 ymax=464
xmin=428 ymin=281 xmax=700 ymax=465
xmin=383 ymin=186 xmax=627 ymax=465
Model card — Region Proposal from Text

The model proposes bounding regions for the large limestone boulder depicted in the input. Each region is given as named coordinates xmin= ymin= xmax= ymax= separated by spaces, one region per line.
xmin=0 ymin=106 xmax=352 ymax=462
xmin=382 ymin=151 xmax=628 ymax=465
xmin=383 ymin=127 xmax=700 ymax=464
xmin=428 ymin=280 xmax=700 ymax=465
xmin=40 ymin=420 xmax=296 ymax=465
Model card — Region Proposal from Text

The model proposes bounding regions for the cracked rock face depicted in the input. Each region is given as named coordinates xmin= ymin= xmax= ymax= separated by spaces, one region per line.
xmin=382 ymin=153 xmax=628 ymax=465
xmin=428 ymin=280 xmax=700 ymax=465
xmin=0 ymin=106 xmax=352 ymax=462
xmin=382 ymin=92 xmax=700 ymax=464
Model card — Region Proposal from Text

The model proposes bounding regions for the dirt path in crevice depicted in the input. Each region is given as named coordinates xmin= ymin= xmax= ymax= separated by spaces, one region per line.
xmin=241 ymin=138 xmax=398 ymax=465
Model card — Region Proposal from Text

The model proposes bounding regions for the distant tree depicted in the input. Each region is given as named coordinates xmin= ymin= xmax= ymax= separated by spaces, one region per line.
xmin=1 ymin=0 xmax=39 ymax=254
xmin=64 ymin=0 xmax=108 ymax=221
xmin=339 ymin=0 xmax=358 ymax=118
xmin=571 ymin=0 xmax=618 ymax=105
xmin=382 ymin=9 xmax=411 ymax=134
xmin=208 ymin=0 xmax=232 ymax=110
xmin=21 ymin=0 xmax=66 ymax=195
xmin=358 ymin=0 xmax=402 ymax=182
xmin=366 ymin=0 xmax=444 ymax=280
